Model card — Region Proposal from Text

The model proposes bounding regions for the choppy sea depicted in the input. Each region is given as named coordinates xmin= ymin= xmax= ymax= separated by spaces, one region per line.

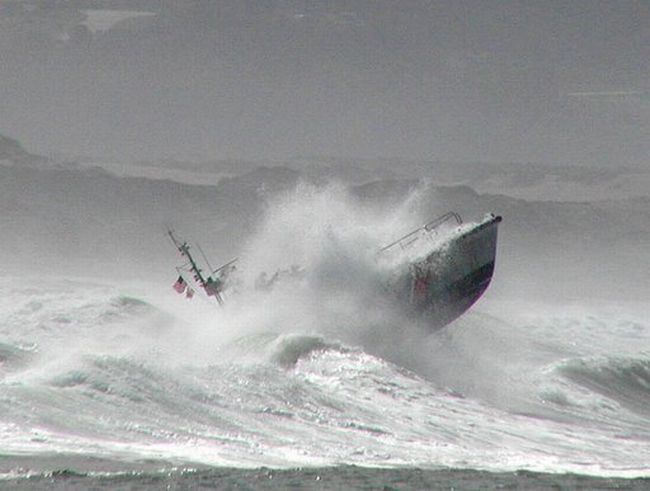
xmin=1 ymin=272 xmax=648 ymax=489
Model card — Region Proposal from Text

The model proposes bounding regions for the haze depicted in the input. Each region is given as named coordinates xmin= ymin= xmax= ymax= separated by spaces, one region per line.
xmin=1 ymin=0 xmax=648 ymax=166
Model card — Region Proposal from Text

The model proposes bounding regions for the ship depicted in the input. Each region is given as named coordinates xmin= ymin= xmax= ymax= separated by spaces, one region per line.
xmin=168 ymin=212 xmax=502 ymax=330
xmin=167 ymin=229 xmax=237 ymax=305
xmin=379 ymin=212 xmax=502 ymax=329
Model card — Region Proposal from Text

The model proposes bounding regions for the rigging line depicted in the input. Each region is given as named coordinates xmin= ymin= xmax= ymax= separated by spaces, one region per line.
xmin=196 ymin=243 xmax=215 ymax=275
xmin=212 ymin=258 xmax=238 ymax=275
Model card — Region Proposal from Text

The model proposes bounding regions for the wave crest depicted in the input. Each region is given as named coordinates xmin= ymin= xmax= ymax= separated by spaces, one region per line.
xmin=558 ymin=354 xmax=650 ymax=416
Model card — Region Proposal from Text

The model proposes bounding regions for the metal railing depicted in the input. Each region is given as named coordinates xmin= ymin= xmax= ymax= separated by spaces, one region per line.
xmin=380 ymin=211 xmax=463 ymax=253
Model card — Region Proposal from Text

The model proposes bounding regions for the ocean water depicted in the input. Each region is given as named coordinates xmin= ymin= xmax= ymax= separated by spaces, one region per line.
xmin=1 ymin=185 xmax=649 ymax=489
xmin=0 ymin=274 xmax=649 ymax=489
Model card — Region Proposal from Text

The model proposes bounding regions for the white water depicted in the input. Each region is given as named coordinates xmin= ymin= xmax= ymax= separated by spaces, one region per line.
xmin=1 ymin=185 xmax=649 ymax=478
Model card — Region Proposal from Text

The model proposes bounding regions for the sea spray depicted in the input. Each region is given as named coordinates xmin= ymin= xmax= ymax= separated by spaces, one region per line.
xmin=1 ymin=278 xmax=650 ymax=474
xmin=2 ymin=187 xmax=650 ymax=476
xmin=211 ymin=183 xmax=428 ymax=341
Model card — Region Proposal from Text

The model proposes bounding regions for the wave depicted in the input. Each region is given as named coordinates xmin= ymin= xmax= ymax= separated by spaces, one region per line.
xmin=211 ymin=332 xmax=346 ymax=367
xmin=269 ymin=334 xmax=346 ymax=367
xmin=557 ymin=354 xmax=650 ymax=417
xmin=0 ymin=342 xmax=36 ymax=373
xmin=2 ymin=259 xmax=650 ymax=476
xmin=48 ymin=356 xmax=166 ymax=404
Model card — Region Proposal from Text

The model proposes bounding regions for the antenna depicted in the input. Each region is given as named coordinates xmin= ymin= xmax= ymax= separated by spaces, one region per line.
xmin=196 ymin=242 xmax=215 ymax=276
xmin=212 ymin=258 xmax=238 ymax=275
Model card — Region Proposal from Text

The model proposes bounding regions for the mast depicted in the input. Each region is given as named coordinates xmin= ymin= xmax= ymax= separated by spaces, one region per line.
xmin=167 ymin=228 xmax=223 ymax=304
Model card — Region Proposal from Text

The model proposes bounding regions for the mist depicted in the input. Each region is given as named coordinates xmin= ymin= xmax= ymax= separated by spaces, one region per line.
xmin=1 ymin=1 xmax=648 ymax=166
xmin=1 ymin=1 xmax=650 ymax=484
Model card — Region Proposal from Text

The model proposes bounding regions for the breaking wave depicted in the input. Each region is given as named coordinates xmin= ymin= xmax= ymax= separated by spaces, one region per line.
xmin=1 ymin=187 xmax=650 ymax=478
xmin=0 ymin=342 xmax=36 ymax=372
xmin=0 ymin=276 xmax=649 ymax=476
xmin=557 ymin=355 xmax=650 ymax=417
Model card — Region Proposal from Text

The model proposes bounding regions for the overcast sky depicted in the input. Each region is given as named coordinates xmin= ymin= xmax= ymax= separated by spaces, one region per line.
xmin=1 ymin=0 xmax=648 ymax=166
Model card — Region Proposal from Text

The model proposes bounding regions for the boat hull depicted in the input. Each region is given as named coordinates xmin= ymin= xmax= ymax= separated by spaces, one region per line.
xmin=392 ymin=214 xmax=502 ymax=330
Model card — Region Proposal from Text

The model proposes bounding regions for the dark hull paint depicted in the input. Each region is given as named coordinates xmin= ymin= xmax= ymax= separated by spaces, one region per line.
xmin=409 ymin=215 xmax=501 ymax=330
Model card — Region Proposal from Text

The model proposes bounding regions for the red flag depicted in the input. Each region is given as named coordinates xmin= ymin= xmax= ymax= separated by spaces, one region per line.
xmin=173 ymin=276 xmax=186 ymax=294
xmin=185 ymin=287 xmax=194 ymax=299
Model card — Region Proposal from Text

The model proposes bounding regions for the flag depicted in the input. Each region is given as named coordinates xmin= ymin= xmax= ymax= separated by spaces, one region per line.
xmin=173 ymin=276 xmax=186 ymax=294
xmin=185 ymin=287 xmax=194 ymax=299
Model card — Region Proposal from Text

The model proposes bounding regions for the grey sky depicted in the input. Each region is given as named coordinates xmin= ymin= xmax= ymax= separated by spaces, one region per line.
xmin=1 ymin=0 xmax=648 ymax=166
